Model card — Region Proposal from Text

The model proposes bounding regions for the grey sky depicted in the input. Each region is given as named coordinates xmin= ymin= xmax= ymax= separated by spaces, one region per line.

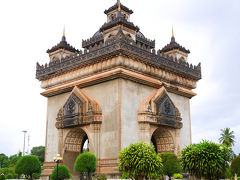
xmin=0 ymin=0 xmax=239 ymax=156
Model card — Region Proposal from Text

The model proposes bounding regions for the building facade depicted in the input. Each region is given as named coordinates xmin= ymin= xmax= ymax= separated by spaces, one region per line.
xmin=36 ymin=1 xmax=201 ymax=179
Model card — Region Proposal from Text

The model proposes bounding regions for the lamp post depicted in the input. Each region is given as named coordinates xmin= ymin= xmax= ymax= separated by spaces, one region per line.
xmin=53 ymin=154 xmax=63 ymax=180
xmin=22 ymin=130 xmax=27 ymax=156
xmin=1 ymin=173 xmax=4 ymax=180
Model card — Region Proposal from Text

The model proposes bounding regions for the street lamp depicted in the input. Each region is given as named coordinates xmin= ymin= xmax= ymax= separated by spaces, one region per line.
xmin=53 ymin=154 xmax=63 ymax=180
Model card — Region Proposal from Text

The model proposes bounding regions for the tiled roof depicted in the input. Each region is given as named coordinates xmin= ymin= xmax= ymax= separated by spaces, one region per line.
xmin=100 ymin=15 xmax=139 ymax=32
xmin=47 ymin=36 xmax=79 ymax=54
xmin=160 ymin=37 xmax=190 ymax=54
xmin=104 ymin=3 xmax=133 ymax=14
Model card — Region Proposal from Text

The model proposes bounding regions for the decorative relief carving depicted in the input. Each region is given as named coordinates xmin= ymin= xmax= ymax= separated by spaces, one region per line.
xmin=56 ymin=87 xmax=102 ymax=129
xmin=36 ymin=38 xmax=201 ymax=83
xmin=138 ymin=87 xmax=182 ymax=129
xmin=152 ymin=127 xmax=174 ymax=153
xmin=64 ymin=128 xmax=86 ymax=152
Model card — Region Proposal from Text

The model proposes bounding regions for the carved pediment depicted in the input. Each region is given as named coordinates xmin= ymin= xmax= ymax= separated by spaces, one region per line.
xmin=63 ymin=93 xmax=83 ymax=118
xmin=156 ymin=94 xmax=175 ymax=117
xmin=56 ymin=87 xmax=102 ymax=129
xmin=138 ymin=87 xmax=182 ymax=129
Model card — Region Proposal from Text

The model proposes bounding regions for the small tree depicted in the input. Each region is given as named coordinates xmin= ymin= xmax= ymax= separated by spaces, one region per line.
xmin=231 ymin=156 xmax=240 ymax=176
xmin=31 ymin=146 xmax=45 ymax=165
xmin=51 ymin=165 xmax=71 ymax=180
xmin=74 ymin=152 xmax=97 ymax=180
xmin=160 ymin=152 xmax=181 ymax=178
xmin=15 ymin=155 xmax=41 ymax=180
xmin=119 ymin=142 xmax=163 ymax=179
xmin=181 ymin=140 xmax=231 ymax=180
xmin=219 ymin=128 xmax=235 ymax=147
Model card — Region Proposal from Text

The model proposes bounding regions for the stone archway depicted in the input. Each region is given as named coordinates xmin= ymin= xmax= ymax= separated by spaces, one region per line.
xmin=151 ymin=127 xmax=174 ymax=153
xmin=63 ymin=127 xmax=89 ymax=177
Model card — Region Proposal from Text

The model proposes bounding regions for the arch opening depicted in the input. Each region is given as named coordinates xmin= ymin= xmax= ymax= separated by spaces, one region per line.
xmin=151 ymin=127 xmax=174 ymax=153
xmin=63 ymin=128 xmax=89 ymax=177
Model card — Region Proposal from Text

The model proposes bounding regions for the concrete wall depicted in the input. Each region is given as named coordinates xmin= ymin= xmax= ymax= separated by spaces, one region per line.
xmin=121 ymin=79 xmax=155 ymax=148
xmin=83 ymin=79 xmax=119 ymax=159
xmin=168 ymin=92 xmax=191 ymax=150
xmin=45 ymin=92 xmax=70 ymax=162
xmin=45 ymin=78 xmax=191 ymax=164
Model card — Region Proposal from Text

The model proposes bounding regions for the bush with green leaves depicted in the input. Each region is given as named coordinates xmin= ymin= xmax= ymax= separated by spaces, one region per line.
xmin=74 ymin=152 xmax=97 ymax=180
xmin=119 ymin=142 xmax=163 ymax=179
xmin=51 ymin=165 xmax=71 ymax=180
xmin=231 ymin=156 xmax=240 ymax=176
xmin=181 ymin=140 xmax=232 ymax=180
xmin=94 ymin=174 xmax=107 ymax=180
xmin=173 ymin=173 xmax=183 ymax=179
xmin=15 ymin=155 xmax=41 ymax=180
xmin=160 ymin=152 xmax=181 ymax=178
xmin=121 ymin=172 xmax=130 ymax=179
xmin=6 ymin=173 xmax=14 ymax=179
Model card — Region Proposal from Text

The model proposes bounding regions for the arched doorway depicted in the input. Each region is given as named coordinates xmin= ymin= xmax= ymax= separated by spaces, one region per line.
xmin=151 ymin=127 xmax=174 ymax=153
xmin=63 ymin=127 xmax=89 ymax=177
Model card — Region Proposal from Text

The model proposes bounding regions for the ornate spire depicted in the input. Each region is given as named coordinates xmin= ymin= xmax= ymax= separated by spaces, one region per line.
xmin=118 ymin=0 xmax=121 ymax=11
xmin=171 ymin=26 xmax=175 ymax=42
xmin=62 ymin=25 xmax=66 ymax=42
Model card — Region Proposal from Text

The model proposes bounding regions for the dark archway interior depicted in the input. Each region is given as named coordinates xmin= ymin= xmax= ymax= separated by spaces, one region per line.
xmin=81 ymin=134 xmax=89 ymax=153
xmin=151 ymin=136 xmax=157 ymax=153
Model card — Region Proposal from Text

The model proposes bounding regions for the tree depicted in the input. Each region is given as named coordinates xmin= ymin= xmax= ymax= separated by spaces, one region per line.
xmin=15 ymin=155 xmax=41 ymax=180
xmin=8 ymin=151 xmax=22 ymax=167
xmin=181 ymin=140 xmax=232 ymax=180
xmin=219 ymin=128 xmax=235 ymax=147
xmin=31 ymin=146 xmax=45 ymax=164
xmin=119 ymin=142 xmax=163 ymax=179
xmin=51 ymin=165 xmax=71 ymax=180
xmin=0 ymin=154 xmax=9 ymax=169
xmin=160 ymin=152 xmax=181 ymax=178
xmin=231 ymin=156 xmax=240 ymax=176
xmin=74 ymin=152 xmax=97 ymax=180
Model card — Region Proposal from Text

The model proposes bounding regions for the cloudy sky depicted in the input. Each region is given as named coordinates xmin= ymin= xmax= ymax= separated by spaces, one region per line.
xmin=0 ymin=0 xmax=239 ymax=156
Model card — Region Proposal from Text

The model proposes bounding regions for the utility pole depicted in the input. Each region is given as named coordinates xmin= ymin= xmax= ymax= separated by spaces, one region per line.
xmin=27 ymin=135 xmax=30 ymax=155
xmin=22 ymin=130 xmax=27 ymax=156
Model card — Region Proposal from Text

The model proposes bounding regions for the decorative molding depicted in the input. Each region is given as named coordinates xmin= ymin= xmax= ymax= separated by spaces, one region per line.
xmin=138 ymin=87 xmax=183 ymax=129
xmin=56 ymin=87 xmax=102 ymax=129
xmin=36 ymin=38 xmax=201 ymax=83
xmin=41 ymin=68 xmax=197 ymax=98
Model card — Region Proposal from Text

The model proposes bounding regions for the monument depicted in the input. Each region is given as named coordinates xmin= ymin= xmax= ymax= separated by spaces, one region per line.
xmin=36 ymin=1 xmax=201 ymax=179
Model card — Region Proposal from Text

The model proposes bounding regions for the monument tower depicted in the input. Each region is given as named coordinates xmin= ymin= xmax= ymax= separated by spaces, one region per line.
xmin=36 ymin=1 xmax=201 ymax=179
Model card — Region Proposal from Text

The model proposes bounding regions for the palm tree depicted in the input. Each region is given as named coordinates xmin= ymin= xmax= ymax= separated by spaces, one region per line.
xmin=219 ymin=128 xmax=235 ymax=147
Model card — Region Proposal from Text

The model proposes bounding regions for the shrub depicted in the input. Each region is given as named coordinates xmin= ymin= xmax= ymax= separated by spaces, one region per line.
xmin=173 ymin=173 xmax=183 ymax=179
xmin=15 ymin=155 xmax=41 ymax=180
xmin=119 ymin=142 xmax=163 ymax=179
xmin=95 ymin=174 xmax=107 ymax=180
xmin=160 ymin=152 xmax=181 ymax=178
xmin=231 ymin=156 xmax=240 ymax=176
xmin=51 ymin=165 xmax=71 ymax=180
xmin=181 ymin=140 xmax=232 ymax=180
xmin=32 ymin=172 xmax=41 ymax=179
xmin=74 ymin=152 xmax=97 ymax=180
xmin=121 ymin=172 xmax=129 ymax=179
xmin=6 ymin=173 xmax=14 ymax=179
